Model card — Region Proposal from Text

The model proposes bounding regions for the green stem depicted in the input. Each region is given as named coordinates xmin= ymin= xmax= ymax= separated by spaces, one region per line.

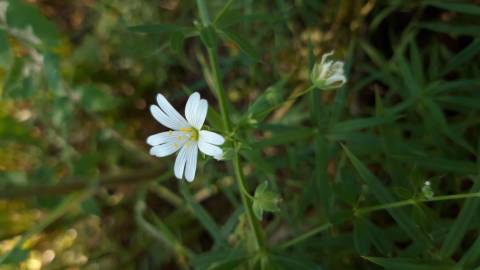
xmin=205 ymin=43 xmax=266 ymax=251
xmin=196 ymin=0 xmax=265 ymax=251
xmin=355 ymin=192 xmax=480 ymax=216
xmin=280 ymin=222 xmax=332 ymax=249
xmin=207 ymin=48 xmax=232 ymax=132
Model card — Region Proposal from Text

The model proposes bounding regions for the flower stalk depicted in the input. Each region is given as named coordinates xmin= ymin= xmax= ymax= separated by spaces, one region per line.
xmin=206 ymin=46 xmax=267 ymax=250
xmin=196 ymin=0 xmax=265 ymax=251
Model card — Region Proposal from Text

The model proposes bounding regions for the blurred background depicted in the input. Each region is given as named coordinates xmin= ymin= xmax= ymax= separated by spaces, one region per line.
xmin=1 ymin=0 xmax=480 ymax=269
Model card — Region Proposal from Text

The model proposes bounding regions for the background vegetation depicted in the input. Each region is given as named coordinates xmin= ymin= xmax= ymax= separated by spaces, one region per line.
xmin=1 ymin=0 xmax=480 ymax=269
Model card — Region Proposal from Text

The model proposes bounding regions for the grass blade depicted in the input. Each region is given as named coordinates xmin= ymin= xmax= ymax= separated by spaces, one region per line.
xmin=440 ymin=178 xmax=480 ymax=258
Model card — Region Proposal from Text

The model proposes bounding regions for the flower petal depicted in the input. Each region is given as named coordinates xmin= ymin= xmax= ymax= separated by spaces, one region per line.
xmin=192 ymin=99 xmax=208 ymax=129
xmin=320 ymin=51 xmax=334 ymax=65
xmin=150 ymin=105 xmax=181 ymax=130
xmin=198 ymin=140 xmax=223 ymax=158
xmin=326 ymin=74 xmax=346 ymax=86
xmin=185 ymin=92 xmax=200 ymax=125
xmin=199 ymin=130 xmax=225 ymax=145
xmin=185 ymin=92 xmax=208 ymax=129
xmin=149 ymin=141 xmax=182 ymax=157
xmin=174 ymin=146 xmax=188 ymax=179
xmin=156 ymin=93 xmax=189 ymax=128
xmin=147 ymin=131 xmax=188 ymax=146
xmin=184 ymin=143 xmax=198 ymax=182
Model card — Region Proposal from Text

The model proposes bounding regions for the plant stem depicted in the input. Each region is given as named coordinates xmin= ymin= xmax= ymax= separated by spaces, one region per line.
xmin=280 ymin=222 xmax=332 ymax=249
xmin=196 ymin=0 xmax=265 ymax=251
xmin=355 ymin=192 xmax=480 ymax=216
xmin=206 ymin=45 xmax=266 ymax=251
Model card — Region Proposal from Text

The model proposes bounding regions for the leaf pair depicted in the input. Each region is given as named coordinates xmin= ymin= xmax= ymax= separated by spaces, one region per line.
xmin=252 ymin=182 xmax=281 ymax=220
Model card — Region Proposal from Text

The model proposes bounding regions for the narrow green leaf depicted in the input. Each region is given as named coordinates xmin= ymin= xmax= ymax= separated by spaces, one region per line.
xmin=364 ymin=256 xmax=459 ymax=270
xmin=392 ymin=154 xmax=477 ymax=174
xmin=354 ymin=218 xmax=371 ymax=255
xmin=421 ymin=22 xmax=480 ymax=37
xmin=409 ymin=40 xmax=424 ymax=85
xmin=423 ymin=0 xmax=480 ymax=16
xmin=441 ymin=39 xmax=480 ymax=75
xmin=213 ymin=0 xmax=236 ymax=25
xmin=396 ymin=54 xmax=420 ymax=97
xmin=428 ymin=43 xmax=440 ymax=79
xmin=207 ymin=257 xmax=250 ymax=270
xmin=200 ymin=25 xmax=218 ymax=48
xmin=193 ymin=248 xmax=247 ymax=270
xmin=343 ymin=145 xmax=432 ymax=248
xmin=427 ymin=79 xmax=480 ymax=95
xmin=180 ymin=184 xmax=226 ymax=246
xmin=329 ymin=115 xmax=399 ymax=135
xmin=196 ymin=0 xmax=211 ymax=25
xmin=219 ymin=29 xmax=259 ymax=61
xmin=424 ymin=99 xmax=475 ymax=153
xmin=313 ymin=135 xmax=331 ymax=218
xmin=460 ymin=234 xmax=480 ymax=266
xmin=436 ymin=96 xmax=480 ymax=110
xmin=440 ymin=178 xmax=480 ymax=258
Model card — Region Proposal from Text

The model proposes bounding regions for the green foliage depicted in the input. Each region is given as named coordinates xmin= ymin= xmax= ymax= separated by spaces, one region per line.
xmin=252 ymin=182 xmax=281 ymax=220
xmin=1 ymin=0 xmax=480 ymax=269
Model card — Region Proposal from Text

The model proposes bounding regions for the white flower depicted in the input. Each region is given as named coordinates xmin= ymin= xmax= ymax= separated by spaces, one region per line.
xmin=310 ymin=51 xmax=347 ymax=90
xmin=147 ymin=92 xmax=225 ymax=182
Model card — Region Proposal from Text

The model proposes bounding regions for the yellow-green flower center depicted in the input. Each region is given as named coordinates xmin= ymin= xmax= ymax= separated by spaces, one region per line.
xmin=180 ymin=127 xmax=199 ymax=141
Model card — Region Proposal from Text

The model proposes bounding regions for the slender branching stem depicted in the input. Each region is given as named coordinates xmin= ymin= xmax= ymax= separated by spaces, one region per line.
xmin=206 ymin=46 xmax=266 ymax=251
xmin=280 ymin=222 xmax=332 ymax=249
xmin=355 ymin=192 xmax=480 ymax=216
xmin=195 ymin=0 xmax=266 ymax=249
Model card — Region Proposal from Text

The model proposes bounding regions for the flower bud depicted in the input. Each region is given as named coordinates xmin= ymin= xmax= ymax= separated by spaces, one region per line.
xmin=310 ymin=51 xmax=347 ymax=90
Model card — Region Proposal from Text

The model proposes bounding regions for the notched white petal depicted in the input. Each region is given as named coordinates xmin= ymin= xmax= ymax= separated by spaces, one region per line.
xmin=198 ymin=140 xmax=223 ymax=158
xmin=185 ymin=92 xmax=200 ymax=125
xmin=150 ymin=105 xmax=181 ymax=130
xmin=149 ymin=141 xmax=182 ymax=157
xmin=184 ymin=143 xmax=198 ymax=182
xmin=192 ymin=99 xmax=208 ymax=129
xmin=156 ymin=93 xmax=188 ymax=128
xmin=174 ymin=146 xmax=188 ymax=179
xmin=199 ymin=130 xmax=225 ymax=145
